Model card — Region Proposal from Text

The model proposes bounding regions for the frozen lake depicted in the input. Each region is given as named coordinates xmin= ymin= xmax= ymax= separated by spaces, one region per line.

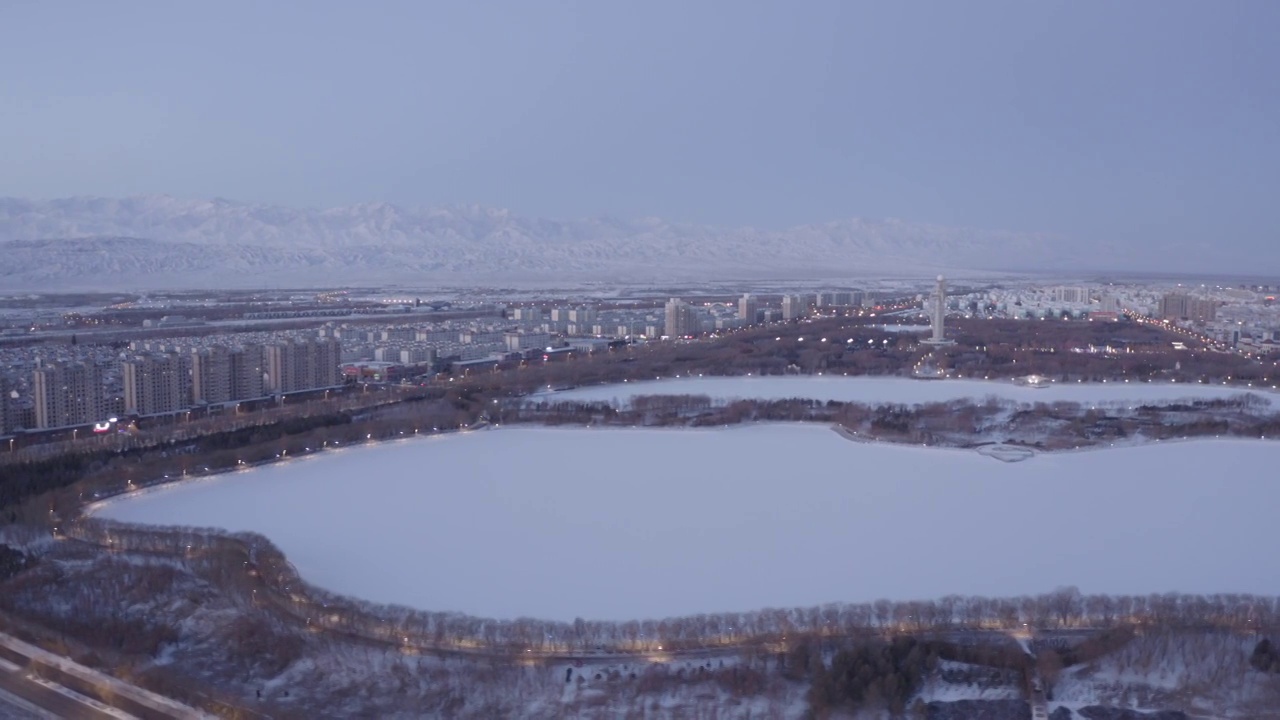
xmin=95 ymin=426 xmax=1280 ymax=623
xmin=537 ymin=375 xmax=1275 ymax=408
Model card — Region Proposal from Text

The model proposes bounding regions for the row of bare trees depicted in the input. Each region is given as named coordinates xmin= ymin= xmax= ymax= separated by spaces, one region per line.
xmin=64 ymin=518 xmax=1280 ymax=659
xmin=512 ymin=393 xmax=1280 ymax=447
xmin=456 ymin=315 xmax=1276 ymax=396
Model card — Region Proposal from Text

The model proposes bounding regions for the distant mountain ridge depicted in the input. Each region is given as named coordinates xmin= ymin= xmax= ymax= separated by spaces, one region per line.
xmin=0 ymin=195 xmax=1079 ymax=290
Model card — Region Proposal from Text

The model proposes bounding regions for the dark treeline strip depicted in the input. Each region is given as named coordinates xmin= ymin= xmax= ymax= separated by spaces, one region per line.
xmin=802 ymin=636 xmax=936 ymax=717
xmin=60 ymin=518 xmax=1280 ymax=659
xmin=510 ymin=393 xmax=1280 ymax=449
xmin=455 ymin=316 xmax=1277 ymax=397
xmin=0 ymin=392 xmax=485 ymax=523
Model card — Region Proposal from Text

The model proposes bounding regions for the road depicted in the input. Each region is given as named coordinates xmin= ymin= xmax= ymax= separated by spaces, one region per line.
xmin=0 ymin=684 xmax=61 ymax=720
xmin=0 ymin=656 xmax=130 ymax=719
xmin=0 ymin=629 xmax=215 ymax=719
xmin=0 ymin=307 xmax=500 ymax=348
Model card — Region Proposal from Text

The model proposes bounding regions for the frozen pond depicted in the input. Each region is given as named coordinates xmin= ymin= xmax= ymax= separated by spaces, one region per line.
xmin=537 ymin=375 xmax=1275 ymax=408
xmin=95 ymin=426 xmax=1280 ymax=623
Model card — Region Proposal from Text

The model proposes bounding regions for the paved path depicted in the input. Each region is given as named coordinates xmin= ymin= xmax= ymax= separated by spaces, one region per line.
xmin=1020 ymin=628 xmax=1050 ymax=720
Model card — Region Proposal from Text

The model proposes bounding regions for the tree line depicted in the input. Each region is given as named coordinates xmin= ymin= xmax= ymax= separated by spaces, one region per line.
xmin=512 ymin=392 xmax=1280 ymax=448
xmin=56 ymin=519 xmax=1280 ymax=659
xmin=0 ymin=391 xmax=483 ymax=523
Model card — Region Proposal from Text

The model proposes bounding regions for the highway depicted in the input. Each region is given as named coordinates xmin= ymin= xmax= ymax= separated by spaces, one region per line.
xmin=0 ymin=630 xmax=213 ymax=719
xmin=0 ymin=656 xmax=130 ymax=719
xmin=0 ymin=684 xmax=62 ymax=720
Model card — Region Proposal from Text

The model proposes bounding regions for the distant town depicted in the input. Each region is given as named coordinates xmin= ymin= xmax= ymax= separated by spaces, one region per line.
xmin=3 ymin=278 xmax=1278 ymax=446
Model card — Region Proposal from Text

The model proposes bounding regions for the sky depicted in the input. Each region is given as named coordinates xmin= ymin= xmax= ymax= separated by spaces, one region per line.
xmin=1 ymin=0 xmax=1278 ymax=256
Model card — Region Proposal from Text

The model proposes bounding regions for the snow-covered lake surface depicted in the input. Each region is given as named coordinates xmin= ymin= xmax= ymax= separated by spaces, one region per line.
xmin=95 ymin=425 xmax=1280 ymax=623
xmin=536 ymin=375 xmax=1275 ymax=408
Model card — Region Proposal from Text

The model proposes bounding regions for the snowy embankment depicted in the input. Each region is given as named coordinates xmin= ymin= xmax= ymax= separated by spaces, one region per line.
xmin=874 ymin=324 xmax=932 ymax=333
xmin=94 ymin=425 xmax=1280 ymax=624
xmin=533 ymin=375 xmax=1276 ymax=409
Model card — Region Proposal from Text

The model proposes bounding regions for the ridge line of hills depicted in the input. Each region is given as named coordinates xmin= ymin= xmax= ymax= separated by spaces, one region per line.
xmin=0 ymin=195 xmax=1096 ymax=290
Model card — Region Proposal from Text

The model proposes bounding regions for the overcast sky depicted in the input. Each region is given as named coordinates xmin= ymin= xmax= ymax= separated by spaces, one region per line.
xmin=2 ymin=0 xmax=1277 ymax=254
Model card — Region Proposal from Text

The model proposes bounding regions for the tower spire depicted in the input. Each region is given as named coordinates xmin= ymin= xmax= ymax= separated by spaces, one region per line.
xmin=923 ymin=275 xmax=954 ymax=346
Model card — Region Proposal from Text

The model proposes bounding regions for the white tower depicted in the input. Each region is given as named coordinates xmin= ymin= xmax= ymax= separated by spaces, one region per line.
xmin=923 ymin=275 xmax=954 ymax=346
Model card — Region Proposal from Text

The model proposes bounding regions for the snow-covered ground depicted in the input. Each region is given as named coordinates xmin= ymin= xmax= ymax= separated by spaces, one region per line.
xmin=94 ymin=425 xmax=1280 ymax=624
xmin=536 ymin=375 xmax=1276 ymax=408
xmin=874 ymin=324 xmax=932 ymax=333
xmin=1049 ymin=631 xmax=1280 ymax=717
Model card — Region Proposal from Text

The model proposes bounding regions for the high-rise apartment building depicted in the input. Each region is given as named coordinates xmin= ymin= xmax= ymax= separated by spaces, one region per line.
xmin=265 ymin=339 xmax=341 ymax=394
xmin=33 ymin=361 xmax=107 ymax=429
xmin=567 ymin=306 xmax=597 ymax=327
xmin=1189 ymin=299 xmax=1217 ymax=323
xmin=1052 ymin=287 xmax=1090 ymax=304
xmin=230 ymin=344 xmax=266 ymax=401
xmin=510 ymin=307 xmax=543 ymax=322
xmin=781 ymin=295 xmax=804 ymax=321
xmin=1158 ymin=294 xmax=1187 ymax=319
xmin=122 ymin=354 xmax=187 ymax=416
xmin=817 ymin=291 xmax=855 ymax=308
xmin=1159 ymin=294 xmax=1217 ymax=323
xmin=0 ymin=377 xmax=10 ymax=434
xmin=664 ymin=298 xmax=699 ymax=337
xmin=191 ymin=346 xmax=234 ymax=405
xmin=738 ymin=294 xmax=758 ymax=322
xmin=266 ymin=342 xmax=303 ymax=395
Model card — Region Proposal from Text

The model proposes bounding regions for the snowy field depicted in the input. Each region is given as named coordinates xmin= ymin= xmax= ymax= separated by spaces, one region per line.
xmin=536 ymin=375 xmax=1275 ymax=408
xmin=95 ymin=425 xmax=1280 ymax=624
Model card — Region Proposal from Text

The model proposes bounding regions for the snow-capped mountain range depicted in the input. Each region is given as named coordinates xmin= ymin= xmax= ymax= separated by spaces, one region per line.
xmin=0 ymin=195 xmax=1087 ymax=290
